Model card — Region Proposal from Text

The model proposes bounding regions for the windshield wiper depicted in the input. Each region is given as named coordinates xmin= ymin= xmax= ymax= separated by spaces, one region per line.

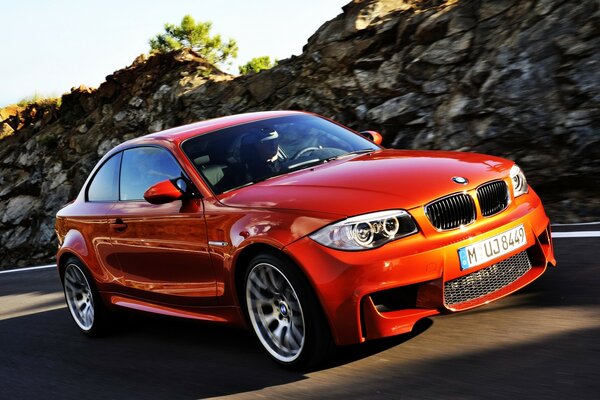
xmin=323 ymin=148 xmax=376 ymax=162
xmin=287 ymin=158 xmax=321 ymax=169
xmin=290 ymin=149 xmax=376 ymax=170
xmin=346 ymin=148 xmax=376 ymax=155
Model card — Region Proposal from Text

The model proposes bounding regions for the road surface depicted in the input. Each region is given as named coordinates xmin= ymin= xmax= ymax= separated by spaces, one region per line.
xmin=1 ymin=232 xmax=598 ymax=399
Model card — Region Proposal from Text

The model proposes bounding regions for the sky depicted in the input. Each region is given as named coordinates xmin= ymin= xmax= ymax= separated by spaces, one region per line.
xmin=0 ymin=0 xmax=349 ymax=107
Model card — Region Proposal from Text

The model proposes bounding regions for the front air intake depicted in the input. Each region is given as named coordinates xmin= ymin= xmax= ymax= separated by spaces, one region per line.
xmin=444 ymin=250 xmax=532 ymax=307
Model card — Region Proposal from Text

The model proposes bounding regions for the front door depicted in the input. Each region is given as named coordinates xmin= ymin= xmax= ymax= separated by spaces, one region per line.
xmin=109 ymin=146 xmax=216 ymax=306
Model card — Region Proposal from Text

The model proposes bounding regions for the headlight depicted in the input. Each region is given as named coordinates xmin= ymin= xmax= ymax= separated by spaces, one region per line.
xmin=309 ymin=210 xmax=418 ymax=250
xmin=510 ymin=164 xmax=528 ymax=197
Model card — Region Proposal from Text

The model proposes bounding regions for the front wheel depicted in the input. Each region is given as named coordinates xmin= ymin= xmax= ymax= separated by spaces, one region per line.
xmin=245 ymin=253 xmax=332 ymax=368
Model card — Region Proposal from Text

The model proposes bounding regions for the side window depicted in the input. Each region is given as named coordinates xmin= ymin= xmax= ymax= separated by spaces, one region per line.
xmin=120 ymin=147 xmax=183 ymax=201
xmin=87 ymin=152 xmax=122 ymax=202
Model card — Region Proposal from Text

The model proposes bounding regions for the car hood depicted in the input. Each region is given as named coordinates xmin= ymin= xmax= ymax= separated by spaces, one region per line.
xmin=218 ymin=149 xmax=514 ymax=217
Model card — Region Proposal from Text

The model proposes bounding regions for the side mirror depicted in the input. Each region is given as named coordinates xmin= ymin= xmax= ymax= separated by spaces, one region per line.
xmin=360 ymin=130 xmax=383 ymax=145
xmin=144 ymin=179 xmax=184 ymax=205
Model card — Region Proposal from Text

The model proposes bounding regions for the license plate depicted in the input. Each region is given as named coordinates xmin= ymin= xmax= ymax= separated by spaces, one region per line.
xmin=458 ymin=225 xmax=527 ymax=270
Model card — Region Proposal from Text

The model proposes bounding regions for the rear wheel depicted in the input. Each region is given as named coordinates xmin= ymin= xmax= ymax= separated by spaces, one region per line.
xmin=244 ymin=253 xmax=332 ymax=368
xmin=62 ymin=258 xmax=110 ymax=336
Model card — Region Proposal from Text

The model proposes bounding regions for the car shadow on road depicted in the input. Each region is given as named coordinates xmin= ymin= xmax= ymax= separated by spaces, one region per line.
xmin=112 ymin=309 xmax=435 ymax=374
xmin=0 ymin=305 xmax=432 ymax=400
xmin=312 ymin=318 xmax=434 ymax=372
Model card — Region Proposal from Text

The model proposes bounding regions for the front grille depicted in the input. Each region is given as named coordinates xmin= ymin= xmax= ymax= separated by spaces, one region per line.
xmin=477 ymin=180 xmax=510 ymax=217
xmin=444 ymin=250 xmax=532 ymax=306
xmin=425 ymin=193 xmax=476 ymax=230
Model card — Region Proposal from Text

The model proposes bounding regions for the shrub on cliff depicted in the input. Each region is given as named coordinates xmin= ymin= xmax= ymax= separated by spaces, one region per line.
xmin=149 ymin=15 xmax=238 ymax=65
xmin=239 ymin=56 xmax=277 ymax=75
xmin=16 ymin=93 xmax=61 ymax=108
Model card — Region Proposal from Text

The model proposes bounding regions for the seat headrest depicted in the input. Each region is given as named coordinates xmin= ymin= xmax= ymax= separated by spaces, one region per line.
xmin=194 ymin=155 xmax=210 ymax=165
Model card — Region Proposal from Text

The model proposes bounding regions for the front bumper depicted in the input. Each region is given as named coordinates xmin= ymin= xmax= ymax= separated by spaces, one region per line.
xmin=283 ymin=189 xmax=555 ymax=346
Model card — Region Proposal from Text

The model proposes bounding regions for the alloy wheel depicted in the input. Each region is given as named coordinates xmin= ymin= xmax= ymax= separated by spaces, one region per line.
xmin=64 ymin=263 xmax=95 ymax=331
xmin=246 ymin=262 xmax=306 ymax=363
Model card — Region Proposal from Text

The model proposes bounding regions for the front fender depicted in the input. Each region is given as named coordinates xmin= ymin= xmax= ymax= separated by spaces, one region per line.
xmin=203 ymin=198 xmax=341 ymax=306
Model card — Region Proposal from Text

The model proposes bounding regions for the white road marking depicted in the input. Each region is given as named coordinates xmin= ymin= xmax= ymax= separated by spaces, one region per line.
xmin=551 ymin=231 xmax=600 ymax=238
xmin=551 ymin=221 xmax=600 ymax=226
xmin=0 ymin=228 xmax=598 ymax=275
xmin=0 ymin=264 xmax=56 ymax=275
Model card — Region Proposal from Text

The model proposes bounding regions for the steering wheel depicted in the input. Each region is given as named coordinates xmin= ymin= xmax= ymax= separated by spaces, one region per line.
xmin=292 ymin=147 xmax=321 ymax=159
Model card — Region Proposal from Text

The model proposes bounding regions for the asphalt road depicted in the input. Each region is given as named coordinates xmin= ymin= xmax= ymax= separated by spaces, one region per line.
xmin=1 ymin=235 xmax=599 ymax=400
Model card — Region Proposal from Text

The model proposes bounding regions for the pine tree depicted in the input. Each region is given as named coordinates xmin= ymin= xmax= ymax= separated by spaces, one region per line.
xmin=239 ymin=56 xmax=277 ymax=75
xmin=149 ymin=15 xmax=238 ymax=65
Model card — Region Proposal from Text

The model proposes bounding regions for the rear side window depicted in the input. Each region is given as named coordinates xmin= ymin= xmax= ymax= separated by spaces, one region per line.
xmin=87 ymin=153 xmax=122 ymax=202
xmin=120 ymin=146 xmax=183 ymax=201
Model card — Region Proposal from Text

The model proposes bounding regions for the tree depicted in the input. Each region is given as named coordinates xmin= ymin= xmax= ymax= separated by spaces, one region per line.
xmin=238 ymin=56 xmax=278 ymax=75
xmin=149 ymin=15 xmax=238 ymax=65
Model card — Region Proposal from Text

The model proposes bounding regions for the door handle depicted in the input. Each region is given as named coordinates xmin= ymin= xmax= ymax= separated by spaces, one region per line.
xmin=110 ymin=219 xmax=127 ymax=232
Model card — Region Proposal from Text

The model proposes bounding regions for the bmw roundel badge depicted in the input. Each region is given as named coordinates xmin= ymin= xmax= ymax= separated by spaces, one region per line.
xmin=452 ymin=176 xmax=468 ymax=185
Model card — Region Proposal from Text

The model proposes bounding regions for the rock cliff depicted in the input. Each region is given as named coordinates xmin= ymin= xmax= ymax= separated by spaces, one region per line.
xmin=1 ymin=0 xmax=598 ymax=269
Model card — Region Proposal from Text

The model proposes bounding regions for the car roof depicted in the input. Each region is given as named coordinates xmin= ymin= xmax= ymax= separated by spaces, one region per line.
xmin=119 ymin=110 xmax=308 ymax=148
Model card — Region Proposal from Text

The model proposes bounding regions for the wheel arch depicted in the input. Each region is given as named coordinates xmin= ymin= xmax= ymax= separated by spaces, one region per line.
xmin=232 ymin=242 xmax=334 ymax=336
xmin=56 ymin=228 xmax=105 ymax=282
xmin=233 ymin=243 xmax=282 ymax=310
xmin=57 ymin=251 xmax=83 ymax=280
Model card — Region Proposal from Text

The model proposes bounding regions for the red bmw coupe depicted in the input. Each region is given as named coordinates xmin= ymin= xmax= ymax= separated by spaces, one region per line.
xmin=55 ymin=111 xmax=556 ymax=367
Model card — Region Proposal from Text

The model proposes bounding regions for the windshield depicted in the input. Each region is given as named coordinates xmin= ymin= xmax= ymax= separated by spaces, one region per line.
xmin=181 ymin=114 xmax=380 ymax=195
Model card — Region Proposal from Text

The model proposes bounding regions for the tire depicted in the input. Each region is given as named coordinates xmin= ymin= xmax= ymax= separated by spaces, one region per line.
xmin=62 ymin=257 xmax=111 ymax=336
xmin=244 ymin=252 xmax=333 ymax=368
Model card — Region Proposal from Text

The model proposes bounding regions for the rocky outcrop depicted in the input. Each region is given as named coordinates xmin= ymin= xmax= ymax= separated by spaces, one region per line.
xmin=1 ymin=0 xmax=598 ymax=269
xmin=0 ymin=101 xmax=60 ymax=140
